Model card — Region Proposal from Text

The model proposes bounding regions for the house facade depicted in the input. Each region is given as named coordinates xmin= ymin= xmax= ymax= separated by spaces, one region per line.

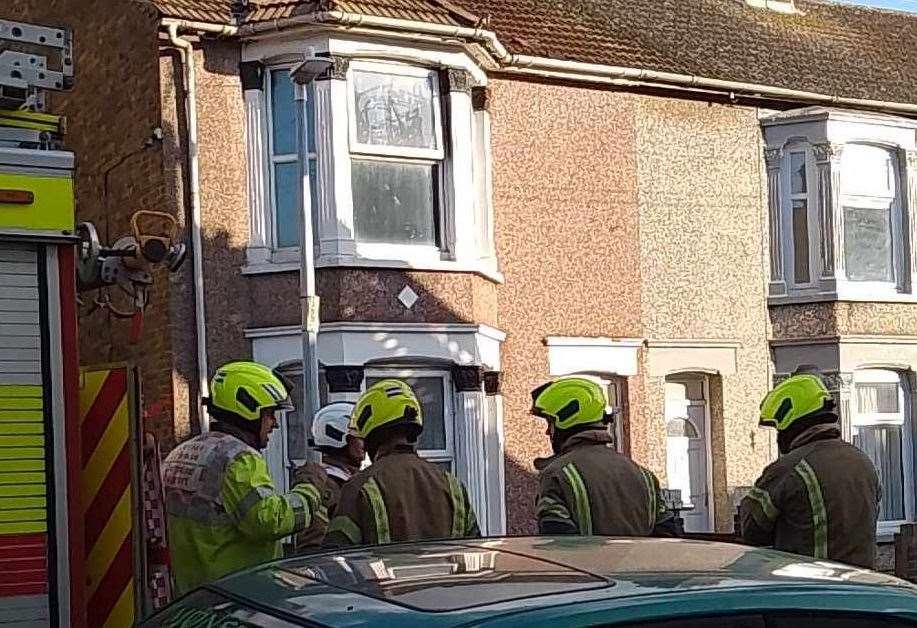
xmin=9 ymin=0 xmax=917 ymax=553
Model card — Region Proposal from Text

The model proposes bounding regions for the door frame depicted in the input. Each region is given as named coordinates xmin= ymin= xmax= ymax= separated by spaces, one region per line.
xmin=666 ymin=372 xmax=715 ymax=532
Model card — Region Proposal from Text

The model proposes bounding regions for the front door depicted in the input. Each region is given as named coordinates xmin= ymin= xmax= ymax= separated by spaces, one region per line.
xmin=665 ymin=375 xmax=712 ymax=533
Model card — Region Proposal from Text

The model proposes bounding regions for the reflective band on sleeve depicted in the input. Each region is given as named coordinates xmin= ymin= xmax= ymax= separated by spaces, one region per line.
xmin=561 ymin=464 xmax=592 ymax=535
xmin=446 ymin=474 xmax=466 ymax=538
xmin=286 ymin=491 xmax=311 ymax=531
xmin=328 ymin=515 xmax=362 ymax=545
xmin=294 ymin=482 xmax=321 ymax=508
xmin=747 ymin=487 xmax=780 ymax=522
xmin=639 ymin=469 xmax=657 ymax=530
xmin=234 ymin=485 xmax=275 ymax=521
xmin=361 ymin=478 xmax=391 ymax=544
xmin=536 ymin=495 xmax=572 ymax=521
xmin=794 ymin=459 xmax=828 ymax=559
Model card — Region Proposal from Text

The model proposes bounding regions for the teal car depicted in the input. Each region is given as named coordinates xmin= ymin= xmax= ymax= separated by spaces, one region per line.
xmin=144 ymin=537 xmax=917 ymax=627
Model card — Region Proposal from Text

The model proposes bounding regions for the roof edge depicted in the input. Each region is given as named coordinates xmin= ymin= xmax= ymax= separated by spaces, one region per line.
xmin=160 ymin=10 xmax=917 ymax=116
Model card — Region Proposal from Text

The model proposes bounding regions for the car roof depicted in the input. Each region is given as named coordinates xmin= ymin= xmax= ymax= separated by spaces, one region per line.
xmin=213 ymin=537 xmax=917 ymax=626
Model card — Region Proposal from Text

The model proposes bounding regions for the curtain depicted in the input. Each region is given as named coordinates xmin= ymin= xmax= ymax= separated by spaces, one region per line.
xmin=854 ymin=425 xmax=905 ymax=521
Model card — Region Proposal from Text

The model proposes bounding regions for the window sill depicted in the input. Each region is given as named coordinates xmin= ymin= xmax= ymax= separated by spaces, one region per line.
xmin=242 ymin=252 xmax=504 ymax=284
xmin=768 ymin=289 xmax=917 ymax=306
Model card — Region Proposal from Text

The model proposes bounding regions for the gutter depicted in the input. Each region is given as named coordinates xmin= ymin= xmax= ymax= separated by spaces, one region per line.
xmin=164 ymin=21 xmax=221 ymax=432
xmin=238 ymin=10 xmax=917 ymax=116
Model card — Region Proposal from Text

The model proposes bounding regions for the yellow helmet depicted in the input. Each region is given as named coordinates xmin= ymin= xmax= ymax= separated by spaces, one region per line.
xmin=531 ymin=378 xmax=607 ymax=431
xmin=208 ymin=361 xmax=293 ymax=422
xmin=351 ymin=379 xmax=423 ymax=439
xmin=760 ymin=374 xmax=832 ymax=432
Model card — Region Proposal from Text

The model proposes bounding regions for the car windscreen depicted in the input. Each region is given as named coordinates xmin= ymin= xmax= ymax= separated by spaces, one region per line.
xmin=141 ymin=588 xmax=306 ymax=627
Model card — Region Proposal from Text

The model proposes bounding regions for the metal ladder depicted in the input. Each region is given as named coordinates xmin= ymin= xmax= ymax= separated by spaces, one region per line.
xmin=0 ymin=19 xmax=72 ymax=148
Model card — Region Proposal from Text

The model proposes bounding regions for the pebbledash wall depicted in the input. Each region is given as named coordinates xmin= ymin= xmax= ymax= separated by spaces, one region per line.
xmin=157 ymin=34 xmax=777 ymax=534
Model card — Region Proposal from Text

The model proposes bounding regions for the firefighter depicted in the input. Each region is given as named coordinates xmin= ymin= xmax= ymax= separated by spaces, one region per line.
xmin=162 ymin=362 xmax=328 ymax=594
xmin=324 ymin=379 xmax=480 ymax=546
xmin=532 ymin=377 xmax=676 ymax=536
xmin=740 ymin=374 xmax=881 ymax=569
xmin=293 ymin=402 xmax=365 ymax=550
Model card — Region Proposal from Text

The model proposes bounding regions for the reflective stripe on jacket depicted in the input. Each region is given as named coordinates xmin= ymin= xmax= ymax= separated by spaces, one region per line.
xmin=740 ymin=423 xmax=880 ymax=569
xmin=324 ymin=444 xmax=480 ymax=546
xmin=536 ymin=429 xmax=670 ymax=536
xmin=162 ymin=427 xmax=326 ymax=594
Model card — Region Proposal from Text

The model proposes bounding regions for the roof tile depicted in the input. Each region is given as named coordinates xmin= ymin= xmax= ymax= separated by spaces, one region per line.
xmin=149 ymin=0 xmax=917 ymax=106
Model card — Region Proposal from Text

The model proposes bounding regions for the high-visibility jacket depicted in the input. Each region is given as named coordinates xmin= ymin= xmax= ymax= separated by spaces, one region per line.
xmin=324 ymin=444 xmax=480 ymax=546
xmin=536 ymin=429 xmax=672 ymax=536
xmin=162 ymin=425 xmax=327 ymax=594
xmin=293 ymin=461 xmax=352 ymax=550
xmin=740 ymin=423 xmax=880 ymax=569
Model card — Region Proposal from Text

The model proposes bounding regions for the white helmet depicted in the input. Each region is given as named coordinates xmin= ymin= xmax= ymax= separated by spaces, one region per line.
xmin=310 ymin=402 xmax=356 ymax=449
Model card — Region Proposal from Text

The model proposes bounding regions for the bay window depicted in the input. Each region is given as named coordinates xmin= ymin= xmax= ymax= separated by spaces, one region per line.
xmin=243 ymin=40 xmax=499 ymax=279
xmin=763 ymin=109 xmax=917 ymax=302
xmin=851 ymin=369 xmax=914 ymax=531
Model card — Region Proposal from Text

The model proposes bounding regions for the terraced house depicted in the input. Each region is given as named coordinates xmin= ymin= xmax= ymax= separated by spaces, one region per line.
xmin=12 ymin=0 xmax=917 ymax=559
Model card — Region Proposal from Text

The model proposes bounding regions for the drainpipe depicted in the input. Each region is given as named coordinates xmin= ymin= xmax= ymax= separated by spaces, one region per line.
xmin=165 ymin=22 xmax=212 ymax=432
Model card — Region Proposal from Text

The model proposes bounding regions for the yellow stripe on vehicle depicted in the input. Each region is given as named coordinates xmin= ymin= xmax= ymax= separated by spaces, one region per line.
xmin=0 ymin=520 xmax=46 ymax=534
xmin=0 ymin=173 xmax=74 ymax=232
xmin=86 ymin=489 xmax=131 ymax=598
xmin=82 ymin=396 xmax=128 ymax=509
xmin=101 ymin=581 xmax=135 ymax=628
xmin=0 ymin=397 xmax=43 ymax=411
xmin=0 ymin=385 xmax=43 ymax=398
xmin=0 ymin=459 xmax=44 ymax=473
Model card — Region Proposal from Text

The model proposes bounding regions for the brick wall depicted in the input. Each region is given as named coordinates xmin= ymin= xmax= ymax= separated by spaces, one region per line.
xmin=3 ymin=1 xmax=182 ymax=448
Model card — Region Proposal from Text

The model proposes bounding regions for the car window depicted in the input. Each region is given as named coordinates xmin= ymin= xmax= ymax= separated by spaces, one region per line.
xmin=611 ymin=615 xmax=765 ymax=628
xmin=766 ymin=612 xmax=917 ymax=627
xmin=141 ymin=588 xmax=303 ymax=628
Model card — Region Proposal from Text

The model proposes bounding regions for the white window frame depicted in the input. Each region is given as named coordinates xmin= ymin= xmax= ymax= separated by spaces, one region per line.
xmin=347 ymin=61 xmax=447 ymax=263
xmin=263 ymin=65 xmax=317 ymax=260
xmin=838 ymin=144 xmax=905 ymax=295
xmin=782 ymin=146 xmax=819 ymax=289
xmin=363 ymin=366 xmax=456 ymax=470
xmin=851 ymin=368 xmax=915 ymax=536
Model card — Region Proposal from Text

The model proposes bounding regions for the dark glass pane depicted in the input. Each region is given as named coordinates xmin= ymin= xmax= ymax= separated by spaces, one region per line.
xmin=793 ymin=199 xmax=810 ymax=284
xmin=352 ymin=160 xmax=436 ymax=246
xmin=845 ymin=205 xmax=894 ymax=282
xmin=270 ymin=69 xmax=296 ymax=155
xmin=790 ymin=152 xmax=807 ymax=194
xmin=274 ymin=162 xmax=300 ymax=248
